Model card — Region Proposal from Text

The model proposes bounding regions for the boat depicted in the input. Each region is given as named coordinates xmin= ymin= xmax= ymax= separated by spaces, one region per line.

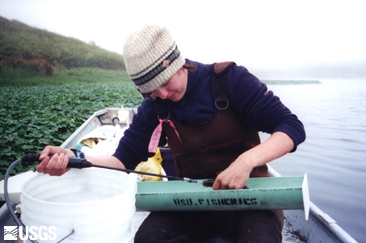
xmin=0 ymin=107 xmax=358 ymax=243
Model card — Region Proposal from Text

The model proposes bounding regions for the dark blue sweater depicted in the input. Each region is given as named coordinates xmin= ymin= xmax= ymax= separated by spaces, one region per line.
xmin=113 ymin=60 xmax=306 ymax=169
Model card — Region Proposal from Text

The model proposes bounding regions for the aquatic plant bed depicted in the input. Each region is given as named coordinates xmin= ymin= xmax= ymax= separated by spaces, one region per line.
xmin=0 ymin=79 xmax=142 ymax=179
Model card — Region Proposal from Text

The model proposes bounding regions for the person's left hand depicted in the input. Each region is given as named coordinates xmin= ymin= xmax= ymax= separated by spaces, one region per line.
xmin=212 ymin=132 xmax=295 ymax=190
xmin=212 ymin=154 xmax=253 ymax=190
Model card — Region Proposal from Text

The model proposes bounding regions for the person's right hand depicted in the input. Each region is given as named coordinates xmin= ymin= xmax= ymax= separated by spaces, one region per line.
xmin=36 ymin=146 xmax=74 ymax=176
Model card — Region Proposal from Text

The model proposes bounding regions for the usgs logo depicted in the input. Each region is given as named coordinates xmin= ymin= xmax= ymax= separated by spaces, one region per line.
xmin=4 ymin=226 xmax=57 ymax=241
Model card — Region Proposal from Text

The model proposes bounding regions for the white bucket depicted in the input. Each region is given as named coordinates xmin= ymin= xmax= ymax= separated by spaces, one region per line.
xmin=20 ymin=168 xmax=137 ymax=243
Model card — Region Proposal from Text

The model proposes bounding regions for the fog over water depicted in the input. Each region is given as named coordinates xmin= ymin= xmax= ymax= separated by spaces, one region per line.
xmin=252 ymin=60 xmax=366 ymax=80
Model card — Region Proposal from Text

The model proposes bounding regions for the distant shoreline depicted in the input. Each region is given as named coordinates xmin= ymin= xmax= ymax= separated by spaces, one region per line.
xmin=262 ymin=80 xmax=321 ymax=85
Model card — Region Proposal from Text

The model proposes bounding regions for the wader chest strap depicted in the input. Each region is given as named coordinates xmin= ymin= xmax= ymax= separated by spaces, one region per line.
xmin=152 ymin=97 xmax=170 ymax=120
xmin=212 ymin=61 xmax=236 ymax=110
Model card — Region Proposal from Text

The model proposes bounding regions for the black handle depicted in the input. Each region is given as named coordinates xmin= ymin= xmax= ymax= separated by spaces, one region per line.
xmin=67 ymin=158 xmax=93 ymax=169
xmin=21 ymin=153 xmax=93 ymax=169
xmin=21 ymin=153 xmax=42 ymax=164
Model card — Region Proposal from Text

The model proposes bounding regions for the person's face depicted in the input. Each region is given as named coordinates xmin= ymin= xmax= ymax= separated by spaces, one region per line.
xmin=151 ymin=68 xmax=188 ymax=102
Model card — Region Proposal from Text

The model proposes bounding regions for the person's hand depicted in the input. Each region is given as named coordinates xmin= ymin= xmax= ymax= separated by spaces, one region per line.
xmin=212 ymin=132 xmax=295 ymax=190
xmin=36 ymin=146 xmax=74 ymax=176
xmin=212 ymin=154 xmax=253 ymax=190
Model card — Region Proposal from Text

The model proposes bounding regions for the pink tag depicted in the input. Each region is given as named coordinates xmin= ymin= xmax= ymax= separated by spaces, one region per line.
xmin=148 ymin=119 xmax=181 ymax=153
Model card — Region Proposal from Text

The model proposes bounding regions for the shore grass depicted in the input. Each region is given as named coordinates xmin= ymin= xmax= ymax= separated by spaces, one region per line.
xmin=0 ymin=66 xmax=131 ymax=86
xmin=0 ymin=64 xmax=322 ymax=87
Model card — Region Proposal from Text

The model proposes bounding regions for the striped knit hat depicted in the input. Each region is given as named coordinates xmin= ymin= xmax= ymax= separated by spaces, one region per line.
xmin=123 ymin=25 xmax=185 ymax=93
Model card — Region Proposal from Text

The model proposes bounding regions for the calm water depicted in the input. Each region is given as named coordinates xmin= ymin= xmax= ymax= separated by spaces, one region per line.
xmin=260 ymin=79 xmax=366 ymax=242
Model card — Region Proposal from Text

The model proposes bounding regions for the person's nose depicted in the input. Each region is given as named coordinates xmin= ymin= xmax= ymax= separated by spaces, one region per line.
xmin=154 ymin=87 xmax=169 ymax=99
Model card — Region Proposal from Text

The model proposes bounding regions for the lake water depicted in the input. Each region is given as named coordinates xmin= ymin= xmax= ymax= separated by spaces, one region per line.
xmin=259 ymin=79 xmax=366 ymax=242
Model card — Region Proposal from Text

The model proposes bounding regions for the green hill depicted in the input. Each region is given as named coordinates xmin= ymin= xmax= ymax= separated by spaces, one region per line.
xmin=0 ymin=16 xmax=125 ymax=70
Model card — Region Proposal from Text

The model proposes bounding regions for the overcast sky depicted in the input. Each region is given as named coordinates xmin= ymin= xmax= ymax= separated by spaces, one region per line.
xmin=1 ymin=0 xmax=365 ymax=75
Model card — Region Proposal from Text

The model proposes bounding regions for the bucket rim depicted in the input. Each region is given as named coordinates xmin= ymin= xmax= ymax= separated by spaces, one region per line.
xmin=20 ymin=168 xmax=137 ymax=207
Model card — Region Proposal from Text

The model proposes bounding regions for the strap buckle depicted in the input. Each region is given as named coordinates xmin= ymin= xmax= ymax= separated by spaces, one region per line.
xmin=215 ymin=99 xmax=229 ymax=110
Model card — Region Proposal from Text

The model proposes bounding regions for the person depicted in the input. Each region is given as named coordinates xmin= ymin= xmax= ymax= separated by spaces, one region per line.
xmin=37 ymin=25 xmax=305 ymax=243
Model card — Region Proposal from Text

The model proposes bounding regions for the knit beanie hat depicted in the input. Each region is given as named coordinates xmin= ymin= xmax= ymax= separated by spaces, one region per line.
xmin=123 ymin=25 xmax=185 ymax=93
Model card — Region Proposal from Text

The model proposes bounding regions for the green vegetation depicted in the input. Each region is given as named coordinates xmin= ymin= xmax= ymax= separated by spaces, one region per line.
xmin=0 ymin=66 xmax=131 ymax=86
xmin=0 ymin=71 xmax=143 ymax=180
xmin=0 ymin=16 xmax=125 ymax=70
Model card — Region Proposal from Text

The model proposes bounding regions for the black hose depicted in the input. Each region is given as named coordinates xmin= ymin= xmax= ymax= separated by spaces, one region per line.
xmin=22 ymin=153 xmax=200 ymax=183
xmin=4 ymin=158 xmax=37 ymax=243
xmin=89 ymin=163 xmax=199 ymax=183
